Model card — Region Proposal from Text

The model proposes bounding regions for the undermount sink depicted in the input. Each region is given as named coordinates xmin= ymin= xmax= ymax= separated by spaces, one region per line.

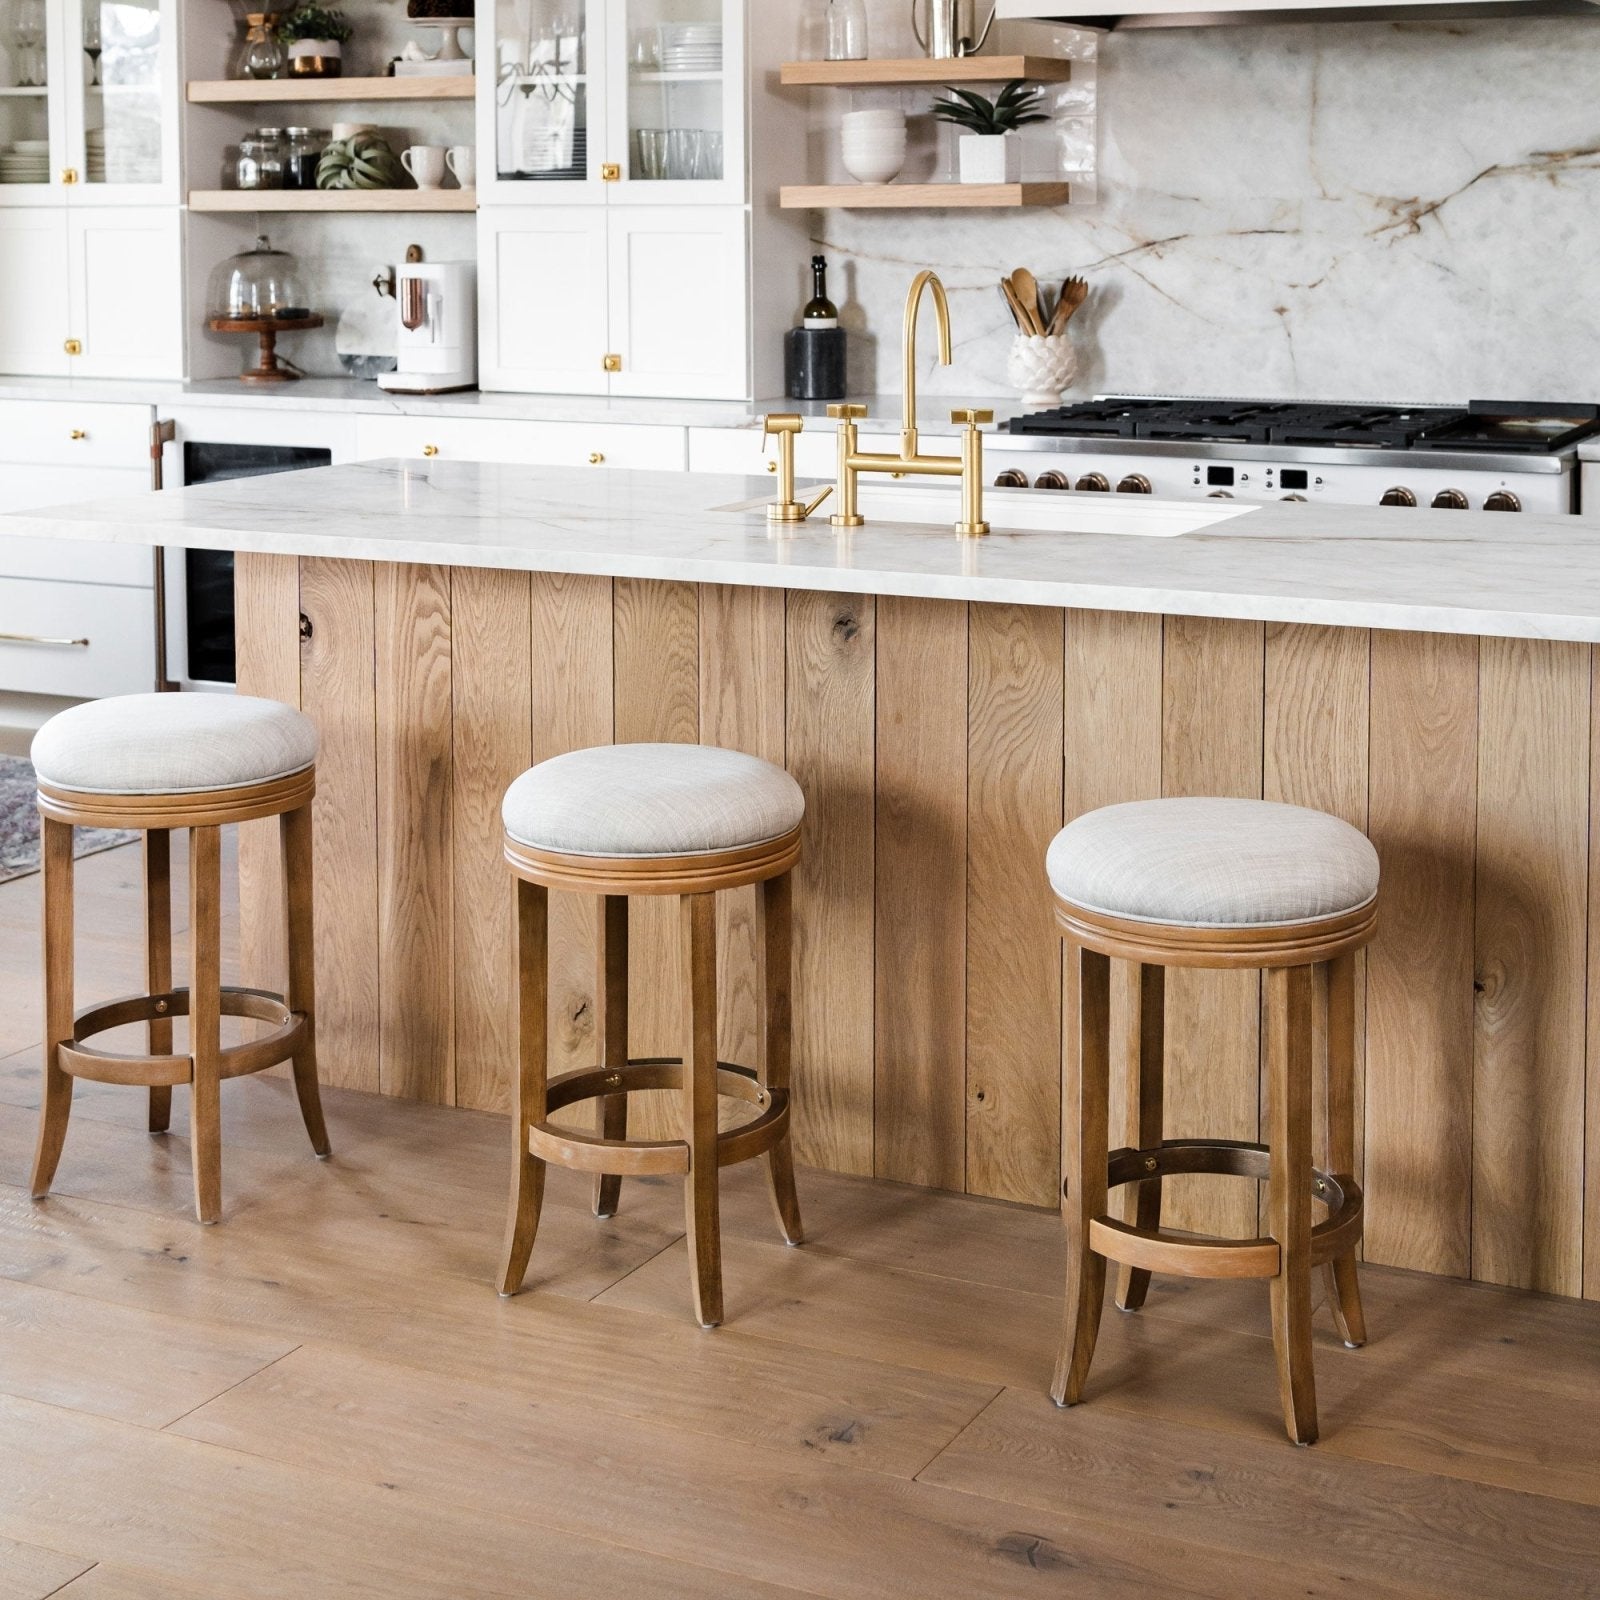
xmin=724 ymin=480 xmax=1258 ymax=537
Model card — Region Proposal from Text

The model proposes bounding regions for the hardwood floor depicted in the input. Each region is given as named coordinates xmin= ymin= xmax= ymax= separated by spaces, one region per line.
xmin=1 ymin=842 xmax=1599 ymax=1598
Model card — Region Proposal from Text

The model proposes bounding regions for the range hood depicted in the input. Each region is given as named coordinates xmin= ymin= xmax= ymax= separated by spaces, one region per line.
xmin=997 ymin=0 xmax=1600 ymax=28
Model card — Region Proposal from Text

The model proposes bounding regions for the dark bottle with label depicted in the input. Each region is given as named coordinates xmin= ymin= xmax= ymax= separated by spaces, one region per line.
xmin=785 ymin=254 xmax=847 ymax=401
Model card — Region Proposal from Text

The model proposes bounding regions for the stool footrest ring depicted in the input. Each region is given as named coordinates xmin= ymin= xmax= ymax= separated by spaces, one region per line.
xmin=1081 ymin=1139 xmax=1363 ymax=1281
xmin=58 ymin=987 xmax=304 ymax=1087
xmin=527 ymin=1056 xmax=790 ymax=1177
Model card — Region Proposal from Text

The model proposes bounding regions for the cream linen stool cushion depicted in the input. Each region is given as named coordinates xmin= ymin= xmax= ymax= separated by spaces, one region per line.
xmin=32 ymin=692 xmax=317 ymax=796
xmin=502 ymin=742 xmax=805 ymax=858
xmin=1046 ymin=796 xmax=1379 ymax=928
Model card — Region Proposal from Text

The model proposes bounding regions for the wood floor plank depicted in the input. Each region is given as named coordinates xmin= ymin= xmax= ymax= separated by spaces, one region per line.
xmin=375 ymin=563 xmax=454 ymax=1104
xmin=0 ymin=1535 xmax=93 ymax=1600
xmin=0 ymin=1277 xmax=295 ymax=1429
xmin=1474 ymin=637 xmax=1589 ymax=1295
xmin=965 ymin=604 xmax=1064 ymax=1209
xmin=920 ymin=1385 xmax=1600 ymax=1600
xmin=297 ymin=557 xmax=380 ymax=1095
xmin=530 ymin=572 xmax=614 ymax=1084
xmin=451 ymin=568 xmax=533 ymax=1115
xmin=699 ymin=585 xmax=786 ymax=1072
xmin=1160 ymin=615 xmax=1264 ymax=1239
xmin=1365 ymin=631 xmax=1477 ymax=1278
xmin=875 ymin=596 xmax=968 ymax=1191
xmin=0 ymin=1394 xmax=806 ymax=1600
xmin=170 ymin=1342 xmax=1365 ymax=1600
xmin=784 ymin=591 xmax=875 ymax=1176
xmin=47 ymin=1563 xmax=215 ymax=1600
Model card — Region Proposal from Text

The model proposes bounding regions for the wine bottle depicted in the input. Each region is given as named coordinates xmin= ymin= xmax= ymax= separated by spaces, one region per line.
xmin=802 ymin=256 xmax=839 ymax=330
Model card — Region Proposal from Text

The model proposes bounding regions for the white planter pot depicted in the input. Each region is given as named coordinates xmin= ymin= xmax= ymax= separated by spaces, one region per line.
xmin=288 ymin=37 xmax=343 ymax=76
xmin=958 ymin=132 xmax=1020 ymax=185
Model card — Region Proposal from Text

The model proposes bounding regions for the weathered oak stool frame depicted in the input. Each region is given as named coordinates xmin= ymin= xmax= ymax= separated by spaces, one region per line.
xmin=31 ymin=768 xmax=330 ymax=1224
xmin=1053 ymin=894 xmax=1377 ymax=1445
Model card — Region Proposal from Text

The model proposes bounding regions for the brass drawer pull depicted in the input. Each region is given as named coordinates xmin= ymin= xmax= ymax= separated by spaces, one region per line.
xmin=69 ymin=429 xmax=87 ymax=441
xmin=64 ymin=338 xmax=82 ymax=356
xmin=588 ymin=451 xmax=605 ymax=465
xmin=422 ymin=444 xmax=439 ymax=457
xmin=0 ymin=631 xmax=91 ymax=648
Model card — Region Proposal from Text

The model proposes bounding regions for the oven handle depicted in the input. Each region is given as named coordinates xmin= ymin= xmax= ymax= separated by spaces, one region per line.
xmin=0 ymin=631 xmax=90 ymax=649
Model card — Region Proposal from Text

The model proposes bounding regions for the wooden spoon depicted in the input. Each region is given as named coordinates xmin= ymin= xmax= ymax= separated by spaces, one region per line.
xmin=1047 ymin=276 xmax=1089 ymax=336
xmin=1011 ymin=267 xmax=1047 ymax=336
xmin=999 ymin=276 xmax=1034 ymax=334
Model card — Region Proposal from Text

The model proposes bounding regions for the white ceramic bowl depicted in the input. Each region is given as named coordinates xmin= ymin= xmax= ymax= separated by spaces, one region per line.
xmin=842 ymin=109 xmax=906 ymax=130
xmin=841 ymin=135 xmax=905 ymax=184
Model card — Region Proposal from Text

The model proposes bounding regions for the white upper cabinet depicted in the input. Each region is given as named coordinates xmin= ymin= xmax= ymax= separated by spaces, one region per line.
xmin=0 ymin=0 xmax=179 ymax=207
xmin=480 ymin=0 xmax=746 ymax=206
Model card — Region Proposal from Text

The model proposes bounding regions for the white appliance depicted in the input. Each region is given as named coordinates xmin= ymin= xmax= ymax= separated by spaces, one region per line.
xmin=996 ymin=0 xmax=1599 ymax=26
xmin=378 ymin=260 xmax=477 ymax=395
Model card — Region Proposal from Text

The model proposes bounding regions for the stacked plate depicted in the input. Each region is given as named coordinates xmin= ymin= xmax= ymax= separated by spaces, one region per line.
xmin=0 ymin=139 xmax=50 ymax=184
xmin=86 ymin=127 xmax=106 ymax=183
xmin=660 ymin=20 xmax=721 ymax=73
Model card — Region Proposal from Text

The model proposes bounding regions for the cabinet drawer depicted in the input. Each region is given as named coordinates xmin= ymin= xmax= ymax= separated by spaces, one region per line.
xmin=0 ymin=400 xmax=153 ymax=469
xmin=0 ymin=578 xmax=156 ymax=699
xmin=354 ymin=415 xmax=687 ymax=472
xmin=0 ymin=465 xmax=152 ymax=586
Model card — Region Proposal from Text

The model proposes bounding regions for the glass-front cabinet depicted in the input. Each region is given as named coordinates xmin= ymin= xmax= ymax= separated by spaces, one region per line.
xmin=0 ymin=0 xmax=178 ymax=205
xmin=481 ymin=0 xmax=745 ymax=204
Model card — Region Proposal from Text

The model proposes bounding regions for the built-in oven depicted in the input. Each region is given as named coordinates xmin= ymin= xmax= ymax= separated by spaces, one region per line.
xmin=153 ymin=406 xmax=359 ymax=691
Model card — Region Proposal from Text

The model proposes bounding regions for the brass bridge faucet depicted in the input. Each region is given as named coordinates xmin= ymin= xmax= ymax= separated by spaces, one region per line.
xmin=828 ymin=270 xmax=992 ymax=539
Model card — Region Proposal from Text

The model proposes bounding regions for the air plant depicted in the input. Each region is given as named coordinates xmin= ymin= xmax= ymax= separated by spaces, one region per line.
xmin=929 ymin=79 xmax=1049 ymax=137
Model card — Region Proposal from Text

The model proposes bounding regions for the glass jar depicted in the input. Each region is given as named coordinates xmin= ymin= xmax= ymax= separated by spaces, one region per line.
xmin=797 ymin=0 xmax=830 ymax=59
xmin=206 ymin=235 xmax=312 ymax=322
xmin=284 ymin=127 xmax=324 ymax=190
xmin=826 ymin=0 xmax=868 ymax=61
xmin=235 ymin=130 xmax=285 ymax=190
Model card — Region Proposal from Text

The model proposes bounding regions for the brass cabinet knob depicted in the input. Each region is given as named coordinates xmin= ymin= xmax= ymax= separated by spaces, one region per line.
xmin=61 ymin=167 xmax=78 ymax=185
xmin=601 ymin=163 xmax=620 ymax=182
xmin=602 ymin=353 xmax=622 ymax=373
xmin=422 ymin=444 xmax=439 ymax=457
xmin=588 ymin=451 xmax=605 ymax=465
xmin=63 ymin=338 xmax=82 ymax=356
xmin=69 ymin=429 xmax=87 ymax=441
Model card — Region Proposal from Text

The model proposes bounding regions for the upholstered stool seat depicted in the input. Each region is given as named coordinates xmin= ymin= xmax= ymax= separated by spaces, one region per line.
xmin=32 ymin=692 xmax=317 ymax=797
xmin=1049 ymin=795 xmax=1379 ymax=1446
xmin=30 ymin=693 xmax=328 ymax=1225
xmin=1046 ymin=798 xmax=1379 ymax=929
xmin=502 ymin=742 xmax=806 ymax=859
xmin=499 ymin=743 xmax=806 ymax=1328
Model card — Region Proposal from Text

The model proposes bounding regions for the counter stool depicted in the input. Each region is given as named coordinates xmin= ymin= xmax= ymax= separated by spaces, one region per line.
xmin=1046 ymin=797 xmax=1380 ymax=1445
xmin=29 ymin=692 xmax=330 ymax=1225
xmin=498 ymin=742 xmax=806 ymax=1328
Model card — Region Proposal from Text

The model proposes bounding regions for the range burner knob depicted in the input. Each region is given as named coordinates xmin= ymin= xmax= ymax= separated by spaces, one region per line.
xmin=1431 ymin=488 xmax=1470 ymax=510
xmin=993 ymin=469 xmax=1029 ymax=489
xmin=1034 ymin=470 xmax=1071 ymax=490
xmin=1207 ymin=490 xmax=1234 ymax=498
xmin=1116 ymin=474 xmax=1152 ymax=495
xmin=1379 ymin=487 xmax=1417 ymax=507
xmin=1483 ymin=490 xmax=1522 ymax=513
xmin=1281 ymin=494 xmax=1308 ymax=502
xmin=1075 ymin=473 xmax=1111 ymax=492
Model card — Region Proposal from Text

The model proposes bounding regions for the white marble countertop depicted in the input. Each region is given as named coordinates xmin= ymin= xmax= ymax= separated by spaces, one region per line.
xmin=7 ymin=457 xmax=1600 ymax=642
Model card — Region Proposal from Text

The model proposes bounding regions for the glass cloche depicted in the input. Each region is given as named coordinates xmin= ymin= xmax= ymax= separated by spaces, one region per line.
xmin=206 ymin=235 xmax=313 ymax=323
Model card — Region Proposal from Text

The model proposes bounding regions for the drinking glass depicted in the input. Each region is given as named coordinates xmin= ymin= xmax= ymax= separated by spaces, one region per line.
xmin=694 ymin=130 xmax=722 ymax=181
xmin=666 ymin=127 xmax=699 ymax=181
xmin=633 ymin=127 xmax=667 ymax=180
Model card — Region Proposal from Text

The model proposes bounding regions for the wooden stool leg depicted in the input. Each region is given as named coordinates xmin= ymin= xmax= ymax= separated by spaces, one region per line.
xmin=592 ymin=894 xmax=628 ymax=1219
xmin=1052 ymin=943 xmax=1110 ymax=1406
xmin=1323 ymin=950 xmax=1366 ymax=1349
xmin=189 ymin=825 xmax=224 ymax=1225
xmin=1115 ymin=962 xmax=1164 ymax=1312
xmin=758 ymin=870 xmax=803 ymax=1246
xmin=682 ymin=891 xmax=723 ymax=1328
xmin=145 ymin=829 xmax=173 ymax=1135
xmin=500 ymin=879 xmax=549 ymax=1296
xmin=30 ymin=817 xmax=76 ymax=1199
xmin=282 ymin=804 xmax=330 ymax=1158
xmin=1267 ymin=963 xmax=1318 ymax=1445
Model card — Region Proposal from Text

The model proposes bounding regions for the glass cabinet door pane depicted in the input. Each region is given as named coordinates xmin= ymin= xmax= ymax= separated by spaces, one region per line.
xmin=495 ymin=0 xmax=589 ymax=183
xmin=0 ymin=0 xmax=54 ymax=189
xmin=85 ymin=0 xmax=164 ymax=186
xmin=625 ymin=0 xmax=724 ymax=184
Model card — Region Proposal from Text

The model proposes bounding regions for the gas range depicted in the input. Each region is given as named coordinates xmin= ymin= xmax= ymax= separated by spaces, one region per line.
xmin=993 ymin=398 xmax=1600 ymax=514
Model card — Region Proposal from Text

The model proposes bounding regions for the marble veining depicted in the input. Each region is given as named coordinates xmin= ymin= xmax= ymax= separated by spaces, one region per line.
xmin=7 ymin=457 xmax=1600 ymax=642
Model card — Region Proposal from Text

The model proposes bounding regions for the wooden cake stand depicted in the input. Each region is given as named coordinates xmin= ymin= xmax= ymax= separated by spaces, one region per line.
xmin=208 ymin=314 xmax=325 ymax=383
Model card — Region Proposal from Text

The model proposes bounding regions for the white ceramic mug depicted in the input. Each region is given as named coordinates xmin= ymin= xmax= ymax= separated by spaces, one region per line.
xmin=401 ymin=144 xmax=447 ymax=189
xmin=445 ymin=145 xmax=476 ymax=189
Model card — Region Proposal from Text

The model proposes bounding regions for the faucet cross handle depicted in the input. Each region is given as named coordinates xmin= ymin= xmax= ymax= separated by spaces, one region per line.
xmin=827 ymin=403 xmax=868 ymax=421
xmin=950 ymin=408 xmax=995 ymax=427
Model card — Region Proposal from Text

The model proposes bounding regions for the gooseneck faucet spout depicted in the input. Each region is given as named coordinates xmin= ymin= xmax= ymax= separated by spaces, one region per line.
xmin=902 ymin=269 xmax=953 ymax=463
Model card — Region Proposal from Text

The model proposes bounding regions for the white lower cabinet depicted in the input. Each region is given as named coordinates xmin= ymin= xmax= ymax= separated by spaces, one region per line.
xmin=354 ymin=414 xmax=687 ymax=471
xmin=0 ymin=209 xmax=182 ymax=380
xmin=0 ymin=577 xmax=157 ymax=700
xmin=479 ymin=204 xmax=749 ymax=401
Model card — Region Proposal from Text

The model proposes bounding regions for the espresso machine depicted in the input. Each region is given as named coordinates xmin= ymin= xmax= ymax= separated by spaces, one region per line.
xmin=375 ymin=247 xmax=476 ymax=394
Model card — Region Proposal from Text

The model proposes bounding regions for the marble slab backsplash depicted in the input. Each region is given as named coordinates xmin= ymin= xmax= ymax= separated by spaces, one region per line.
xmin=820 ymin=6 xmax=1600 ymax=405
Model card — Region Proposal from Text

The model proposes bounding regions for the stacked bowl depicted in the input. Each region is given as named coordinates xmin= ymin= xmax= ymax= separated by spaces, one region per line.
xmin=840 ymin=108 xmax=905 ymax=184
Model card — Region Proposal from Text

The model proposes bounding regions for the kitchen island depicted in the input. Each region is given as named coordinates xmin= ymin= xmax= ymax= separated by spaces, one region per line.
xmin=9 ymin=458 xmax=1600 ymax=1304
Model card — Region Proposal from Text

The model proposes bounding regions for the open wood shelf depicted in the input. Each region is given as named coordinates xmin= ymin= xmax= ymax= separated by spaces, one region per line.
xmin=779 ymin=55 xmax=1071 ymax=87
xmin=187 ymin=75 xmax=475 ymax=104
xmin=780 ymin=181 xmax=1069 ymax=210
xmin=189 ymin=187 xmax=476 ymax=212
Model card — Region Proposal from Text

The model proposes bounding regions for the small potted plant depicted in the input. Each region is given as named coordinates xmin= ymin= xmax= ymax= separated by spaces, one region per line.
xmin=277 ymin=6 xmax=351 ymax=77
xmin=930 ymin=79 xmax=1048 ymax=185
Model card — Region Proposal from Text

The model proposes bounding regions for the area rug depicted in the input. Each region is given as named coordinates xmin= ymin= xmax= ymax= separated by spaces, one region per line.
xmin=0 ymin=754 xmax=139 ymax=884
